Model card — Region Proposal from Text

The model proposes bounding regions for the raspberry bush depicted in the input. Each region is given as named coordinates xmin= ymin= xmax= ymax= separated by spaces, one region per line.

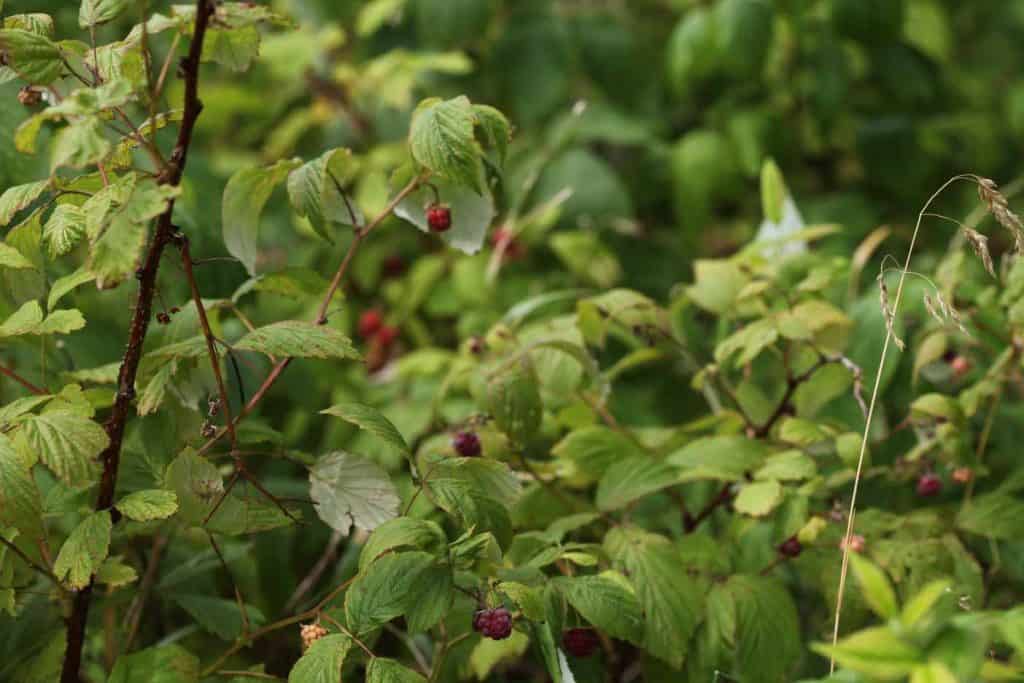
xmin=1 ymin=2 xmax=1023 ymax=683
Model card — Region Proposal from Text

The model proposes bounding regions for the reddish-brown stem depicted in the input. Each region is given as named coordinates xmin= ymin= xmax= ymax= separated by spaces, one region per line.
xmin=60 ymin=3 xmax=214 ymax=681
xmin=0 ymin=361 xmax=46 ymax=395
xmin=684 ymin=483 xmax=733 ymax=533
xmin=195 ymin=174 xmax=426 ymax=457
xmin=284 ymin=529 xmax=344 ymax=612
xmin=178 ymin=235 xmax=238 ymax=451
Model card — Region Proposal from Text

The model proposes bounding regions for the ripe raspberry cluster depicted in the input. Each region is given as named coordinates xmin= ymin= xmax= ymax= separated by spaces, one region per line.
xmin=473 ymin=607 xmax=512 ymax=640
xmin=778 ymin=536 xmax=802 ymax=558
xmin=452 ymin=430 xmax=482 ymax=457
xmin=427 ymin=204 xmax=452 ymax=233
xmin=562 ymin=628 xmax=600 ymax=658
xmin=917 ymin=472 xmax=943 ymax=497
xmin=299 ymin=622 xmax=328 ymax=651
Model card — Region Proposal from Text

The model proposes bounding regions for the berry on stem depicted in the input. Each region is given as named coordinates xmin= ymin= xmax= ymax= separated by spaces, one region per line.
xmin=376 ymin=324 xmax=399 ymax=347
xmin=473 ymin=607 xmax=512 ymax=640
xmin=562 ymin=628 xmax=600 ymax=658
xmin=358 ymin=309 xmax=383 ymax=338
xmin=778 ymin=536 xmax=802 ymax=558
xmin=427 ymin=204 xmax=452 ymax=233
xmin=917 ymin=472 xmax=943 ymax=497
xmin=452 ymin=431 xmax=482 ymax=457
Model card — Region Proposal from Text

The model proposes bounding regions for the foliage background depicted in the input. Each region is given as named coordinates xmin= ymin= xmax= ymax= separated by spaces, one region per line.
xmin=2 ymin=0 xmax=1024 ymax=682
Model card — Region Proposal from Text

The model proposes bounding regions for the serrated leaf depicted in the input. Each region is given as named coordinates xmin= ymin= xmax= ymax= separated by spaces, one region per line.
xmin=345 ymin=551 xmax=436 ymax=633
xmin=552 ymin=425 xmax=645 ymax=482
xmin=95 ymin=555 xmax=138 ymax=587
xmin=51 ymin=118 xmax=111 ymax=172
xmin=595 ymin=456 xmax=679 ymax=511
xmin=115 ymin=489 xmax=178 ymax=522
xmin=0 ymin=242 xmax=34 ymax=269
xmin=235 ymin=321 xmax=360 ymax=360
xmin=321 ymin=402 xmax=409 ymax=455
xmin=813 ymin=627 xmax=922 ymax=679
xmin=668 ymin=435 xmax=768 ymax=482
xmin=408 ymin=96 xmax=482 ymax=191
xmin=753 ymin=450 xmax=816 ymax=482
xmin=53 ymin=509 xmax=111 ymax=589
xmin=174 ymin=594 xmax=265 ymax=640
xmin=367 ymin=658 xmax=428 ymax=683
xmin=358 ymin=517 xmax=447 ymax=571
xmin=89 ymin=211 xmax=145 ymax=289
xmin=109 ymin=644 xmax=200 ymax=683
xmin=222 ymin=158 xmax=301 ymax=275
xmin=0 ymin=180 xmax=48 ymax=226
xmin=556 ymin=573 xmax=644 ymax=645
xmin=957 ymin=493 xmax=1024 ymax=540
xmin=0 ymin=29 xmax=62 ymax=84
xmin=483 ymin=357 xmax=542 ymax=445
xmin=472 ymin=103 xmax=511 ymax=164
xmin=288 ymin=634 xmax=351 ymax=683
xmin=42 ymin=204 xmax=86 ymax=257
xmin=287 ymin=147 xmax=360 ymax=240
xmin=309 ymin=451 xmax=399 ymax=535
xmin=728 ymin=575 xmax=801 ymax=682
xmin=0 ymin=433 xmax=43 ymax=537
xmin=733 ymin=480 xmax=782 ymax=517
xmin=469 ymin=631 xmax=530 ymax=681
xmin=20 ymin=409 xmax=107 ymax=486
xmin=79 ymin=0 xmax=129 ymax=28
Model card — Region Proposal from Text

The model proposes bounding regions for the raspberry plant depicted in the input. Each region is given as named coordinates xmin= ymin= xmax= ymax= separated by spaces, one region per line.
xmin=1 ymin=2 xmax=1024 ymax=683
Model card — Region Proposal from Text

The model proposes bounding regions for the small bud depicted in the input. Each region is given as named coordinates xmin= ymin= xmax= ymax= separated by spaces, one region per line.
xmin=300 ymin=623 xmax=328 ymax=651
xmin=17 ymin=86 xmax=41 ymax=107
xmin=952 ymin=467 xmax=973 ymax=484
xmin=839 ymin=534 xmax=866 ymax=554
xmin=156 ymin=312 xmax=171 ymax=325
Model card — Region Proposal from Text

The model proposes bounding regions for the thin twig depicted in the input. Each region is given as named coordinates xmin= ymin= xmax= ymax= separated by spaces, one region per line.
xmin=0 ymin=361 xmax=46 ymax=395
xmin=284 ymin=530 xmax=344 ymax=613
xmin=0 ymin=535 xmax=60 ymax=587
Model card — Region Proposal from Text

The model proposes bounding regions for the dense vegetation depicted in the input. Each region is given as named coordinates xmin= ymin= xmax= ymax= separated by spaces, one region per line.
xmin=1 ymin=1 xmax=1024 ymax=682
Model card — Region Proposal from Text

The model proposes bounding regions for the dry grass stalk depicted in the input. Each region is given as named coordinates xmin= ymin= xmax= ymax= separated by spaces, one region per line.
xmin=978 ymin=177 xmax=1024 ymax=253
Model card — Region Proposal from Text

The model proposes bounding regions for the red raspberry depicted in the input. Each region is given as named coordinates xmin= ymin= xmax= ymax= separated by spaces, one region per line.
xmin=917 ymin=472 xmax=943 ymax=497
xmin=950 ymin=355 xmax=970 ymax=378
xmin=491 ymin=228 xmax=524 ymax=259
xmin=358 ymin=310 xmax=383 ymax=338
xmin=376 ymin=325 xmax=399 ymax=347
xmin=473 ymin=607 xmax=512 ymax=640
xmin=382 ymin=255 xmax=407 ymax=278
xmin=778 ymin=536 xmax=802 ymax=558
xmin=452 ymin=431 xmax=482 ymax=457
xmin=562 ymin=628 xmax=600 ymax=658
xmin=427 ymin=204 xmax=452 ymax=233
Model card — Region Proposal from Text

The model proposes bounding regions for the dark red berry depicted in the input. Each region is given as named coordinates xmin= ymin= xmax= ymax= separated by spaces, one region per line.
xmin=358 ymin=310 xmax=383 ymax=339
xmin=562 ymin=628 xmax=600 ymax=658
xmin=452 ymin=431 xmax=482 ymax=457
xmin=427 ymin=204 xmax=452 ymax=233
xmin=473 ymin=607 xmax=512 ymax=640
xmin=156 ymin=312 xmax=171 ymax=325
xmin=382 ymin=255 xmax=406 ymax=278
xmin=917 ymin=473 xmax=943 ymax=497
xmin=779 ymin=536 xmax=802 ymax=558
xmin=376 ymin=325 xmax=399 ymax=347
xmin=491 ymin=228 xmax=524 ymax=259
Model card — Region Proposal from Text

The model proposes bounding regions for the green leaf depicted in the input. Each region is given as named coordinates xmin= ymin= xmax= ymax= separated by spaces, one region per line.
xmin=20 ymin=409 xmax=107 ymax=486
xmin=616 ymin=533 xmax=703 ymax=668
xmin=596 ymin=457 xmax=679 ymax=511
xmin=727 ymin=575 xmax=801 ymax=683
xmin=813 ymin=627 xmax=922 ymax=679
xmin=733 ymin=480 xmax=782 ymax=517
xmin=0 ymin=180 xmax=47 ymax=226
xmin=472 ymin=104 xmax=511 ymax=164
xmin=204 ymin=25 xmax=261 ymax=72
xmin=79 ymin=0 xmax=129 ymax=28
xmin=321 ymin=402 xmax=409 ymax=455
xmin=109 ymin=644 xmax=200 ymax=683
xmin=550 ymin=231 xmax=622 ymax=289
xmin=0 ymin=29 xmax=62 ymax=84
xmin=760 ymin=158 xmax=787 ymax=223
xmin=288 ymin=634 xmax=352 ymax=683
xmin=0 ymin=434 xmax=43 ymax=537
xmin=754 ymin=449 xmax=816 ymax=481
xmin=345 ymin=551 xmax=437 ymax=633
xmin=408 ymin=96 xmax=482 ymax=191
xmin=173 ymin=594 xmax=265 ymax=640
xmin=309 ymin=451 xmax=400 ymax=535
xmin=235 ymin=321 xmax=361 ymax=360
xmin=0 ymin=242 xmax=34 ymax=269
xmin=42 ymin=203 xmax=86 ymax=257
xmin=95 ymin=555 xmax=138 ymax=587
xmin=358 ymin=517 xmax=446 ymax=571
xmin=367 ymin=658 xmax=427 ymax=683
xmin=469 ymin=631 xmax=530 ymax=681
xmin=686 ymin=259 xmax=748 ymax=315
xmin=849 ymin=554 xmax=899 ymax=619
xmin=483 ymin=356 xmax=543 ymax=446
xmin=552 ymin=425 xmax=645 ymax=482
xmin=222 ymin=158 xmax=301 ymax=275
xmin=287 ymin=147 xmax=359 ymax=240
xmin=668 ymin=435 xmax=767 ymax=482
xmin=53 ymin=509 xmax=111 ymax=589
xmin=957 ymin=493 xmax=1024 ymax=540
xmin=901 ymin=579 xmax=952 ymax=627
xmin=115 ymin=489 xmax=178 ymax=522
xmin=393 ymin=173 xmax=495 ymax=254
xmin=556 ymin=572 xmax=644 ymax=645
xmin=51 ymin=118 xmax=111 ymax=172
